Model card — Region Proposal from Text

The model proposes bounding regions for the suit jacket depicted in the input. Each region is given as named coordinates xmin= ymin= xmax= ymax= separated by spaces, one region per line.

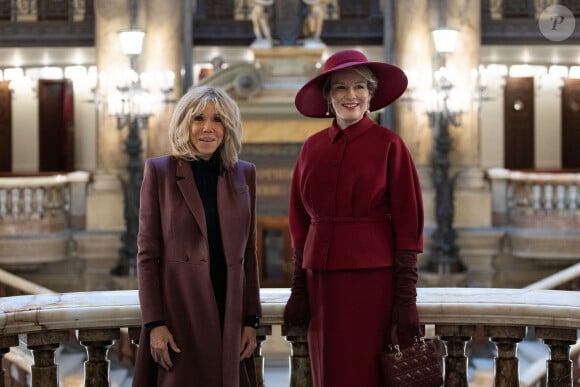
xmin=289 ymin=115 xmax=424 ymax=270
xmin=133 ymin=155 xmax=261 ymax=387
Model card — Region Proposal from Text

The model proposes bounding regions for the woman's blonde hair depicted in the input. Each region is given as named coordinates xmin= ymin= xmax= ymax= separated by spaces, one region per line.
xmin=169 ymin=86 xmax=242 ymax=170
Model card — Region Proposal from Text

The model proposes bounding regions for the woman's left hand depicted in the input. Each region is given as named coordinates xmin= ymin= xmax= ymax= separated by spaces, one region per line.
xmin=239 ymin=326 xmax=258 ymax=360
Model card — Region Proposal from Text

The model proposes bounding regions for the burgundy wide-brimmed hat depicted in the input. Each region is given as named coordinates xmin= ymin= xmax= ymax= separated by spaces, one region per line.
xmin=294 ymin=49 xmax=408 ymax=118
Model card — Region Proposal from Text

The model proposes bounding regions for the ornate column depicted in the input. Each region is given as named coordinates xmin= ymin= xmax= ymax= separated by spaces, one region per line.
xmin=393 ymin=0 xmax=432 ymax=165
xmin=446 ymin=0 xmax=481 ymax=167
xmin=143 ymin=0 xmax=183 ymax=158
xmin=94 ymin=0 xmax=135 ymax=173
xmin=90 ymin=0 xmax=136 ymax=233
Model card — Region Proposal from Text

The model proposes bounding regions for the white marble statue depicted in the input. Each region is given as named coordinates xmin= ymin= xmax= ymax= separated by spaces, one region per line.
xmin=250 ymin=0 xmax=274 ymax=48
xmin=302 ymin=0 xmax=326 ymax=48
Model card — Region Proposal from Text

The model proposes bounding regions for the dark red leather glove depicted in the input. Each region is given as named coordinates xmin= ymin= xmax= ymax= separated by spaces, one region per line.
xmin=391 ymin=250 xmax=420 ymax=347
xmin=283 ymin=248 xmax=310 ymax=326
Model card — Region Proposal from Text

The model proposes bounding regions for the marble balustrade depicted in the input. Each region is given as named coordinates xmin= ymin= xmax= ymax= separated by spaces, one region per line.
xmin=487 ymin=168 xmax=580 ymax=228
xmin=0 ymin=288 xmax=578 ymax=387
xmin=0 ymin=172 xmax=90 ymax=235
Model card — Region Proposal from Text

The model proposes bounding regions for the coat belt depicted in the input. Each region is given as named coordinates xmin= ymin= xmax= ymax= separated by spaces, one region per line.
xmin=310 ymin=215 xmax=390 ymax=224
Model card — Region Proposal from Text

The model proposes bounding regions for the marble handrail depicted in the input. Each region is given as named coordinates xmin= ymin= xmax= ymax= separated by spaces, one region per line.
xmin=525 ymin=261 xmax=580 ymax=290
xmin=0 ymin=287 xmax=578 ymax=335
xmin=0 ymin=288 xmax=578 ymax=387
xmin=0 ymin=268 xmax=55 ymax=296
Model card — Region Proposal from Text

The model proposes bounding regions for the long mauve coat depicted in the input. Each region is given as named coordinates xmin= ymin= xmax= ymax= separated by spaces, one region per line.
xmin=133 ymin=155 xmax=261 ymax=387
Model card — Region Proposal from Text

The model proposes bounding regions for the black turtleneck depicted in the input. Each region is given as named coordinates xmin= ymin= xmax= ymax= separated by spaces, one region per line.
xmin=190 ymin=154 xmax=227 ymax=332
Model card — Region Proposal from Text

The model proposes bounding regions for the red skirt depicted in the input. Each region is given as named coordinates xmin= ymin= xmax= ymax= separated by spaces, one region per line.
xmin=307 ymin=267 xmax=394 ymax=387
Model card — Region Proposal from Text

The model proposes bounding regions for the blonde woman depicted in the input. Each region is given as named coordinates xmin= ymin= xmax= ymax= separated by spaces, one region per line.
xmin=133 ymin=86 xmax=261 ymax=387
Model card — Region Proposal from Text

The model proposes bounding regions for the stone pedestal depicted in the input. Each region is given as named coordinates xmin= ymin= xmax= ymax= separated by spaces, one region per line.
xmin=252 ymin=46 xmax=324 ymax=91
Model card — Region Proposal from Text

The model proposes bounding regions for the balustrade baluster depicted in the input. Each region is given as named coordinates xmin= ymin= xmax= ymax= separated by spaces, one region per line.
xmin=568 ymin=185 xmax=577 ymax=210
xmin=16 ymin=0 xmax=38 ymax=21
xmin=506 ymin=181 xmax=514 ymax=211
xmin=556 ymin=184 xmax=566 ymax=210
xmin=437 ymin=325 xmax=474 ymax=387
xmin=26 ymin=330 xmax=70 ymax=387
xmin=254 ymin=325 xmax=271 ymax=387
xmin=46 ymin=187 xmax=56 ymax=214
xmin=0 ymin=189 xmax=6 ymax=218
xmin=78 ymin=328 xmax=120 ymax=387
xmin=36 ymin=187 xmax=45 ymax=217
xmin=536 ymin=327 xmax=577 ymax=387
xmin=23 ymin=188 xmax=32 ymax=217
xmin=63 ymin=184 xmax=70 ymax=213
xmin=10 ymin=188 xmax=19 ymax=219
xmin=488 ymin=326 xmax=525 ymax=387
xmin=282 ymin=324 xmax=312 ymax=387
xmin=532 ymin=183 xmax=541 ymax=211
xmin=544 ymin=184 xmax=554 ymax=211
xmin=72 ymin=0 xmax=87 ymax=21
xmin=0 ymin=336 xmax=19 ymax=387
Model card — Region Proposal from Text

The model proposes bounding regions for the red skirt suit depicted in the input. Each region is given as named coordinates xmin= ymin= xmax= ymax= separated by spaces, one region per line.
xmin=288 ymin=115 xmax=424 ymax=387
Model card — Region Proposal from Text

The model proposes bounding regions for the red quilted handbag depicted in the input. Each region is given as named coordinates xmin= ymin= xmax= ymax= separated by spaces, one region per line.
xmin=379 ymin=325 xmax=444 ymax=387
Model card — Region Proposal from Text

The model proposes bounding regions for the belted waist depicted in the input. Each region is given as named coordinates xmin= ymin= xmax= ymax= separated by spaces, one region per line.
xmin=311 ymin=214 xmax=390 ymax=224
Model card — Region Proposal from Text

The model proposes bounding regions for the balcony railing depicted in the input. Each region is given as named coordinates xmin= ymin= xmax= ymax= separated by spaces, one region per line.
xmin=0 ymin=172 xmax=90 ymax=233
xmin=0 ymin=288 xmax=577 ymax=387
xmin=0 ymin=0 xmax=95 ymax=46
xmin=487 ymin=168 xmax=580 ymax=229
xmin=0 ymin=172 xmax=91 ymax=269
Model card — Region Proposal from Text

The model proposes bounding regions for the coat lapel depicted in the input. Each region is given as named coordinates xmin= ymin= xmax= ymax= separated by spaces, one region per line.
xmin=175 ymin=159 xmax=207 ymax=238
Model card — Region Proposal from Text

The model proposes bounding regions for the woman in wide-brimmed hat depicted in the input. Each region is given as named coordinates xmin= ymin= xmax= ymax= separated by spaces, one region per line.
xmin=284 ymin=49 xmax=424 ymax=387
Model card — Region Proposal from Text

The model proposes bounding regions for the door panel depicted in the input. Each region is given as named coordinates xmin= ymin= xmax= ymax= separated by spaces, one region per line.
xmin=0 ymin=81 xmax=11 ymax=172
xmin=562 ymin=78 xmax=580 ymax=168
xmin=38 ymin=79 xmax=74 ymax=172
xmin=504 ymin=77 xmax=534 ymax=169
